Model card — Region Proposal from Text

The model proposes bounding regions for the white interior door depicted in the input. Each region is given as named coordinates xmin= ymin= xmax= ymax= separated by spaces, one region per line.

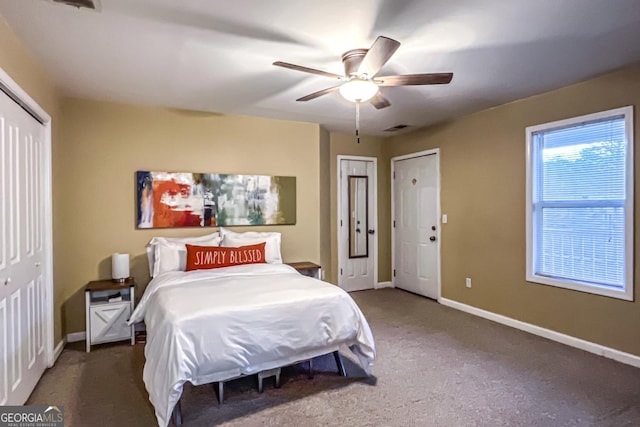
xmin=393 ymin=153 xmax=439 ymax=299
xmin=339 ymin=158 xmax=376 ymax=292
xmin=0 ymin=89 xmax=48 ymax=405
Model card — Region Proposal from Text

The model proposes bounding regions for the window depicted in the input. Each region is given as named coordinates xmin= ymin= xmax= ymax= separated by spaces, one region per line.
xmin=526 ymin=106 xmax=634 ymax=300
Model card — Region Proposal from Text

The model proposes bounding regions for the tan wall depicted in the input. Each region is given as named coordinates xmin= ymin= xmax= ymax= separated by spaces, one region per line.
xmin=0 ymin=18 xmax=59 ymax=115
xmin=58 ymin=98 xmax=321 ymax=334
xmin=0 ymin=17 xmax=65 ymax=343
xmin=319 ymin=127 xmax=332 ymax=280
xmin=386 ymin=64 xmax=640 ymax=357
xmin=329 ymin=132 xmax=391 ymax=285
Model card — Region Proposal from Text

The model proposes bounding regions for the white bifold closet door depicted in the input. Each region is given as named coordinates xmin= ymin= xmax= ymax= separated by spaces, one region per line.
xmin=0 ymin=89 xmax=48 ymax=405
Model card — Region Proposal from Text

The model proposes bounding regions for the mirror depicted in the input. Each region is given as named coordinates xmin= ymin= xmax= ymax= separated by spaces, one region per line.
xmin=348 ymin=175 xmax=368 ymax=258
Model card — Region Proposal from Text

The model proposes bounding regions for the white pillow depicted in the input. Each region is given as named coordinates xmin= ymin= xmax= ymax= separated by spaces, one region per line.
xmin=147 ymin=232 xmax=221 ymax=276
xmin=219 ymin=228 xmax=282 ymax=264
xmin=148 ymin=231 xmax=220 ymax=247
xmin=219 ymin=227 xmax=278 ymax=241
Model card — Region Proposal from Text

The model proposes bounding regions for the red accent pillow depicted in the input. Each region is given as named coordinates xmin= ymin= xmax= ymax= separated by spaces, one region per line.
xmin=185 ymin=242 xmax=267 ymax=271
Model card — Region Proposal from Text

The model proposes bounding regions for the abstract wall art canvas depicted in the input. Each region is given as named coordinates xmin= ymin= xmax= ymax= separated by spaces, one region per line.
xmin=136 ymin=171 xmax=296 ymax=228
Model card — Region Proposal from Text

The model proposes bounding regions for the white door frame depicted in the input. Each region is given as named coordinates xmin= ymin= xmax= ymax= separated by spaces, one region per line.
xmin=0 ymin=67 xmax=55 ymax=367
xmin=337 ymin=155 xmax=378 ymax=289
xmin=391 ymin=149 xmax=442 ymax=299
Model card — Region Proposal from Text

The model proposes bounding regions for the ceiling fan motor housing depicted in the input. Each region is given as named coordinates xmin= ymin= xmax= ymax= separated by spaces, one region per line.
xmin=341 ymin=49 xmax=368 ymax=77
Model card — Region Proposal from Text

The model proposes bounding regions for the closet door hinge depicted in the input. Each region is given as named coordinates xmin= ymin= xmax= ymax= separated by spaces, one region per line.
xmin=393 ymin=269 xmax=396 ymax=277
xmin=393 ymin=220 xmax=396 ymax=228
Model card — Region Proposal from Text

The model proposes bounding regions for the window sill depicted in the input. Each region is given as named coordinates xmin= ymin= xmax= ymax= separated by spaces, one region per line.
xmin=526 ymin=274 xmax=633 ymax=301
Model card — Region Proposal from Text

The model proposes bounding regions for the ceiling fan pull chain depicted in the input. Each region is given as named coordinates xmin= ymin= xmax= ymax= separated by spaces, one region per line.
xmin=355 ymin=101 xmax=360 ymax=143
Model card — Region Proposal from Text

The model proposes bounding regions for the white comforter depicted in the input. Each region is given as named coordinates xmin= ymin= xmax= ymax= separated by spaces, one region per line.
xmin=129 ymin=264 xmax=376 ymax=427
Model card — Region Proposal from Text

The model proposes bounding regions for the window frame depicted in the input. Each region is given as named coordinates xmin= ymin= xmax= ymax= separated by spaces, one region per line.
xmin=525 ymin=106 xmax=634 ymax=301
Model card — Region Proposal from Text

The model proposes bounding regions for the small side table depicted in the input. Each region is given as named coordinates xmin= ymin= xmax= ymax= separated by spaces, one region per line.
xmin=85 ymin=279 xmax=136 ymax=353
xmin=287 ymin=262 xmax=322 ymax=280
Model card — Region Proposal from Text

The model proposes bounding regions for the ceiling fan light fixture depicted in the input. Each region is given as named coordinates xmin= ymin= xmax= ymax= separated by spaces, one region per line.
xmin=339 ymin=78 xmax=379 ymax=102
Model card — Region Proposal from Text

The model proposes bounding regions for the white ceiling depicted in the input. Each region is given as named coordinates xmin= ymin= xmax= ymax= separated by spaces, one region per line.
xmin=1 ymin=0 xmax=640 ymax=136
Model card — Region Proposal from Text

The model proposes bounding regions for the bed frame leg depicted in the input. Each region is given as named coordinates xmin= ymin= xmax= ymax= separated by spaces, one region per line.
xmin=172 ymin=399 xmax=182 ymax=426
xmin=333 ymin=351 xmax=347 ymax=376
xmin=307 ymin=358 xmax=314 ymax=379
xmin=214 ymin=382 xmax=224 ymax=404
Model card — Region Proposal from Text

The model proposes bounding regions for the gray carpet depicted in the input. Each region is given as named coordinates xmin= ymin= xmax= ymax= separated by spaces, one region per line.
xmin=28 ymin=288 xmax=640 ymax=426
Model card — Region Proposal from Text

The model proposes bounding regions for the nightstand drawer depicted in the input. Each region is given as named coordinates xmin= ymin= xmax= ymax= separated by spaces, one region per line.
xmin=89 ymin=302 xmax=131 ymax=344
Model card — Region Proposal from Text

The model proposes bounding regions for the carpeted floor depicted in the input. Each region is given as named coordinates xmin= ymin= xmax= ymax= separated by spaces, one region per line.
xmin=28 ymin=288 xmax=640 ymax=426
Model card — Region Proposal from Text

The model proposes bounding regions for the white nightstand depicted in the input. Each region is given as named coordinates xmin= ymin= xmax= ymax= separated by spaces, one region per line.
xmin=85 ymin=279 xmax=136 ymax=352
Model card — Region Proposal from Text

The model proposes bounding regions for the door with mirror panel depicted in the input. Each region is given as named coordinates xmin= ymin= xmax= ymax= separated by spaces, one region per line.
xmin=339 ymin=158 xmax=376 ymax=292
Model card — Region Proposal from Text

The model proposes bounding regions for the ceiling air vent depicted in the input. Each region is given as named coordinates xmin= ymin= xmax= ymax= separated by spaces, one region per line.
xmin=51 ymin=0 xmax=100 ymax=10
xmin=384 ymin=124 xmax=410 ymax=132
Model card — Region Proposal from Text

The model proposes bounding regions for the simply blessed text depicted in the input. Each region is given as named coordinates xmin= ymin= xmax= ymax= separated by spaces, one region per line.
xmin=185 ymin=242 xmax=267 ymax=270
xmin=193 ymin=247 xmax=263 ymax=266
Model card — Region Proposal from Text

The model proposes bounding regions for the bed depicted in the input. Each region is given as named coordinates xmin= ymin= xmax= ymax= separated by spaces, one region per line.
xmin=129 ymin=230 xmax=376 ymax=427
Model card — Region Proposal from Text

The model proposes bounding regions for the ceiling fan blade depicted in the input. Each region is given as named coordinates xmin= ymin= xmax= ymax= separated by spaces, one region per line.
xmin=296 ymin=85 xmax=341 ymax=102
xmin=357 ymin=36 xmax=401 ymax=78
xmin=273 ymin=61 xmax=344 ymax=80
xmin=377 ymin=73 xmax=453 ymax=86
xmin=370 ymin=93 xmax=391 ymax=109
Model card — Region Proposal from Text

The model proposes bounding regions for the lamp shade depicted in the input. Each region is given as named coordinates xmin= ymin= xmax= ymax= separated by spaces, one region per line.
xmin=111 ymin=253 xmax=130 ymax=281
xmin=339 ymin=78 xmax=379 ymax=102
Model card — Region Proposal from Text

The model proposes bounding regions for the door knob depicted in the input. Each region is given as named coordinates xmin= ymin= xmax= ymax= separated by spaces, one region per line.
xmin=429 ymin=236 xmax=437 ymax=242
xmin=35 ymin=262 xmax=41 ymax=267
xmin=4 ymin=277 xmax=11 ymax=286
xmin=368 ymin=229 xmax=375 ymax=235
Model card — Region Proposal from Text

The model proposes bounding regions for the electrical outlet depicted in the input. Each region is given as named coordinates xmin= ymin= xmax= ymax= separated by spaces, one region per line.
xmin=465 ymin=277 xmax=472 ymax=288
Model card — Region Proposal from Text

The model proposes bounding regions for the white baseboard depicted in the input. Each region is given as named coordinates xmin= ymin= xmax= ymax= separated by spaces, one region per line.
xmin=376 ymin=281 xmax=393 ymax=289
xmin=66 ymin=324 xmax=143 ymax=343
xmin=52 ymin=339 xmax=65 ymax=365
xmin=66 ymin=331 xmax=86 ymax=343
xmin=439 ymin=297 xmax=640 ymax=369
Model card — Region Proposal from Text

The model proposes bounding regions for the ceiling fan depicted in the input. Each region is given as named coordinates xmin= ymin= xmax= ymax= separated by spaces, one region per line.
xmin=273 ymin=36 xmax=453 ymax=109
